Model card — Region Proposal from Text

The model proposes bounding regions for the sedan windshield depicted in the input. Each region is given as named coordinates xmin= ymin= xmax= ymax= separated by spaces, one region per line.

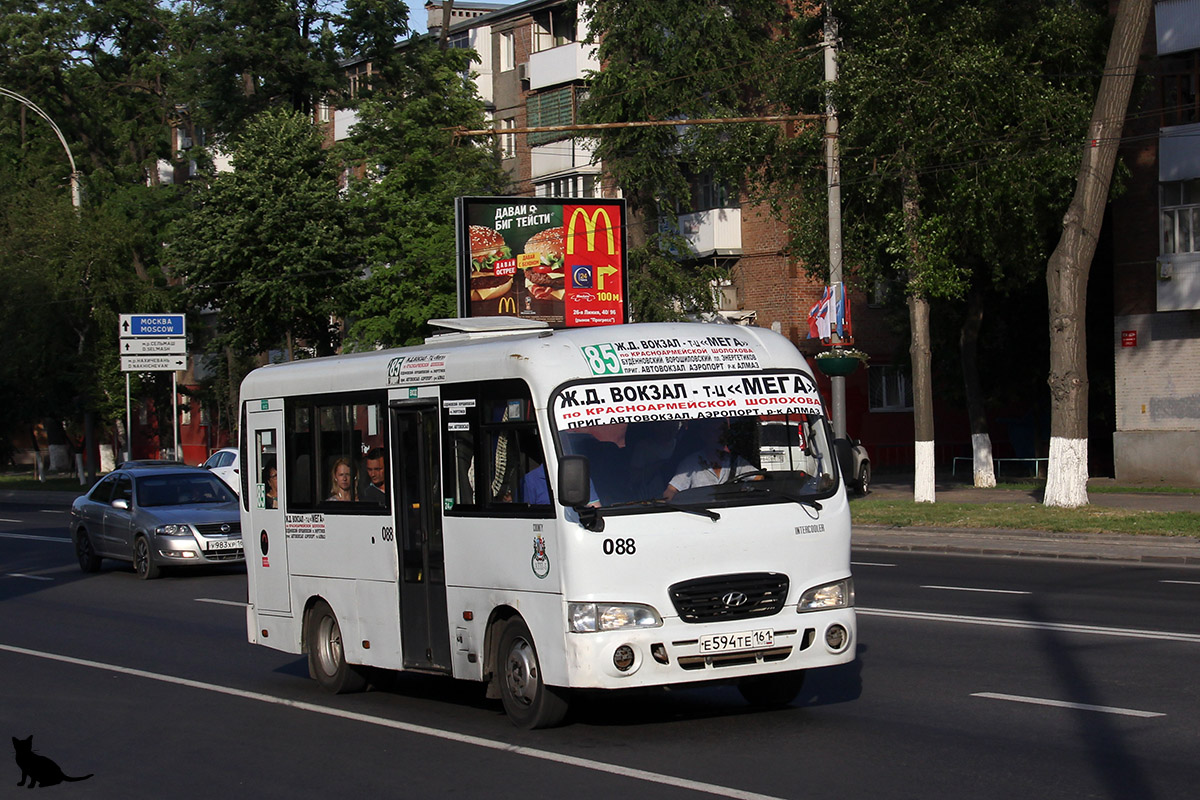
xmin=550 ymin=371 xmax=837 ymax=510
xmin=137 ymin=474 xmax=236 ymax=507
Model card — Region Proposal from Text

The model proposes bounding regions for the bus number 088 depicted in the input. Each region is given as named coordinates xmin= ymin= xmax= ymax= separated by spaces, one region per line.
xmin=602 ymin=538 xmax=636 ymax=556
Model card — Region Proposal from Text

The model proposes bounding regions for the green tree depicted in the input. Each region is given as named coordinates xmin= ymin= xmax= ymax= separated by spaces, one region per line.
xmin=170 ymin=107 xmax=355 ymax=366
xmin=341 ymin=41 xmax=509 ymax=348
xmin=580 ymin=0 xmax=794 ymax=320
xmin=781 ymin=0 xmax=1109 ymax=499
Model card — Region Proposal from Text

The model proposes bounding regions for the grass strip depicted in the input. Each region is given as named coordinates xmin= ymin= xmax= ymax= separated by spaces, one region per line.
xmin=852 ymin=500 xmax=1200 ymax=538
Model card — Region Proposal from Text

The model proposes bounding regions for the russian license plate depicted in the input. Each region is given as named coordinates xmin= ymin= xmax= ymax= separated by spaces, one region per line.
xmin=698 ymin=629 xmax=774 ymax=654
xmin=205 ymin=538 xmax=242 ymax=552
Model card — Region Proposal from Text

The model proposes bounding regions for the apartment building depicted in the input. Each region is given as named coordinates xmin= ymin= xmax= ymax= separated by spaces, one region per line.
xmin=1108 ymin=0 xmax=1200 ymax=484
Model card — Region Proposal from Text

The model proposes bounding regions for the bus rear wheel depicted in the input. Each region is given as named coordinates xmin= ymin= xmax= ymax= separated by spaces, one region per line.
xmin=738 ymin=670 xmax=806 ymax=707
xmin=497 ymin=618 xmax=568 ymax=729
xmin=306 ymin=599 xmax=368 ymax=694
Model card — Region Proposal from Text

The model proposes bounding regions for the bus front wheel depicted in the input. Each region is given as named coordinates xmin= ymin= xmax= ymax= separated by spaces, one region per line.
xmin=306 ymin=600 xmax=368 ymax=694
xmin=497 ymin=618 xmax=568 ymax=729
xmin=738 ymin=669 xmax=806 ymax=707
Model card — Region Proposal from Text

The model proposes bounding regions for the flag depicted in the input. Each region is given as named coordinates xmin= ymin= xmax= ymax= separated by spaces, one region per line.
xmin=807 ymin=286 xmax=833 ymax=339
xmin=808 ymin=284 xmax=853 ymax=342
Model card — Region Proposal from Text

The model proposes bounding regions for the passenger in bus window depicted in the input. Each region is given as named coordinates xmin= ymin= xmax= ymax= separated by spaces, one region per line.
xmin=521 ymin=462 xmax=552 ymax=505
xmin=663 ymin=418 xmax=757 ymax=500
xmin=327 ymin=457 xmax=356 ymax=501
xmin=263 ymin=461 xmax=278 ymax=508
xmin=362 ymin=447 xmax=387 ymax=505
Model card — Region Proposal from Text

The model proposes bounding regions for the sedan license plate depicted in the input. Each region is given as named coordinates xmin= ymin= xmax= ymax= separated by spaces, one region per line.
xmin=698 ymin=629 xmax=774 ymax=654
xmin=204 ymin=538 xmax=242 ymax=552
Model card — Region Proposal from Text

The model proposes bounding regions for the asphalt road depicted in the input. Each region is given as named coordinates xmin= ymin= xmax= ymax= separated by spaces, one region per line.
xmin=4 ymin=493 xmax=1200 ymax=799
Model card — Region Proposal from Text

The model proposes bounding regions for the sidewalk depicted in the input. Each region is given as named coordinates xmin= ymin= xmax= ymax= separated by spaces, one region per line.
xmin=853 ymin=475 xmax=1200 ymax=566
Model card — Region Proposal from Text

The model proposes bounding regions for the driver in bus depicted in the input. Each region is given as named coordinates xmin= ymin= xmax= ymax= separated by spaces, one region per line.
xmin=662 ymin=418 xmax=758 ymax=500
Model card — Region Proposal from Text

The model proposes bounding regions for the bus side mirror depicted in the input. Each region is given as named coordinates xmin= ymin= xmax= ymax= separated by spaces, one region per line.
xmin=558 ymin=455 xmax=591 ymax=508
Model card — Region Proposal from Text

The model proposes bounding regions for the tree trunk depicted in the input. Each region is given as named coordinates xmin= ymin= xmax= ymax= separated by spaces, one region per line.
xmin=1043 ymin=0 xmax=1151 ymax=508
xmin=903 ymin=176 xmax=936 ymax=502
xmin=439 ymin=1 xmax=455 ymax=50
xmin=960 ymin=286 xmax=995 ymax=487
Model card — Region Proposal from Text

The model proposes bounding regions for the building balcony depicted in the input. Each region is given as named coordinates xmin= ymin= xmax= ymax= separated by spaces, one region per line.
xmin=527 ymin=42 xmax=599 ymax=91
xmin=531 ymin=139 xmax=597 ymax=179
xmin=675 ymin=208 xmax=742 ymax=258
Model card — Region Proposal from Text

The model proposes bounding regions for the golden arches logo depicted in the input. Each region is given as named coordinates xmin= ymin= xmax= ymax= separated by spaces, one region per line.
xmin=566 ymin=207 xmax=618 ymax=255
xmin=497 ymin=295 xmax=518 ymax=315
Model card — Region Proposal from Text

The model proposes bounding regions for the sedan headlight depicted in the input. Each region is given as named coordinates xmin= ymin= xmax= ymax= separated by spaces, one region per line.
xmin=155 ymin=524 xmax=193 ymax=536
xmin=797 ymin=578 xmax=855 ymax=612
xmin=569 ymin=603 xmax=662 ymax=633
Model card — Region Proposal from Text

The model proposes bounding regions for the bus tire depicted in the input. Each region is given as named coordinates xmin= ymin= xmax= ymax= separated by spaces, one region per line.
xmin=306 ymin=600 xmax=368 ymax=694
xmin=497 ymin=617 xmax=568 ymax=729
xmin=738 ymin=670 xmax=806 ymax=707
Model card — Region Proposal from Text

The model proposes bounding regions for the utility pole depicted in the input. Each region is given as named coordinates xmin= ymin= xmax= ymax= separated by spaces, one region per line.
xmin=824 ymin=3 xmax=847 ymax=441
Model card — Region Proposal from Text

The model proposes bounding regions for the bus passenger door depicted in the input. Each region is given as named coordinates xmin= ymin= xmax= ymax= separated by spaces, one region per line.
xmin=392 ymin=404 xmax=452 ymax=673
xmin=246 ymin=406 xmax=290 ymax=614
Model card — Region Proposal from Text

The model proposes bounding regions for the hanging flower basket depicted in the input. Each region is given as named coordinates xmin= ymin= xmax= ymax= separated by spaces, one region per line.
xmin=814 ymin=347 xmax=868 ymax=377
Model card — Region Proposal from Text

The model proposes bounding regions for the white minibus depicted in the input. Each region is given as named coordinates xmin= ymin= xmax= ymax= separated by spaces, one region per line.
xmin=239 ymin=318 xmax=855 ymax=728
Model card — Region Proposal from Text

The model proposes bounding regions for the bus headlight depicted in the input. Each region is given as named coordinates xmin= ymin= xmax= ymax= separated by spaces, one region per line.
xmin=797 ymin=578 xmax=854 ymax=612
xmin=569 ymin=603 xmax=662 ymax=633
xmin=155 ymin=524 xmax=193 ymax=536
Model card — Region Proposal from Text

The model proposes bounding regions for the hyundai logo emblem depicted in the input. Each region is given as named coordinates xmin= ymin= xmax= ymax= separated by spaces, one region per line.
xmin=722 ymin=591 xmax=749 ymax=608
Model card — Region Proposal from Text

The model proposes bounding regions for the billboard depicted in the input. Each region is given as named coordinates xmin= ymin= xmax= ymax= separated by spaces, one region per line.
xmin=456 ymin=197 xmax=628 ymax=328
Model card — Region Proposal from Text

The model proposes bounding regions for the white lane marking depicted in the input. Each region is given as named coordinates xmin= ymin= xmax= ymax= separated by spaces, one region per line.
xmin=858 ymin=607 xmax=1200 ymax=644
xmin=196 ymin=598 xmax=247 ymax=607
xmin=0 ymin=532 xmax=72 ymax=543
xmin=920 ymin=585 xmax=1031 ymax=595
xmin=973 ymin=692 xmax=1164 ymax=718
xmin=0 ymin=642 xmax=788 ymax=800
xmin=851 ymin=561 xmax=896 ymax=567
xmin=39 ymin=509 xmax=69 ymax=514
xmin=5 ymin=574 xmax=53 ymax=581
xmin=1161 ymin=580 xmax=1200 ymax=586
xmin=0 ymin=518 xmax=21 ymax=523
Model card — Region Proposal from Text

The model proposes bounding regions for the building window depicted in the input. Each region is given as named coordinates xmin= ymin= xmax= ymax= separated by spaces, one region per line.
xmin=1161 ymin=179 xmax=1200 ymax=255
xmin=869 ymin=365 xmax=913 ymax=412
xmin=532 ymin=5 xmax=577 ymax=52
xmin=1160 ymin=52 xmax=1199 ymax=127
xmin=527 ymin=86 xmax=579 ymax=146
xmin=316 ymin=100 xmax=333 ymax=123
xmin=536 ymin=174 xmax=596 ymax=198
xmin=499 ymin=30 xmax=515 ymax=72
xmin=447 ymin=30 xmax=470 ymax=50
xmin=346 ymin=63 xmax=372 ymax=98
xmin=500 ymin=117 xmax=516 ymax=160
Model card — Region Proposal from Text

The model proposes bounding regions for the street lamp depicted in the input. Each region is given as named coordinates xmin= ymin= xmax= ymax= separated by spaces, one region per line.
xmin=0 ymin=86 xmax=81 ymax=208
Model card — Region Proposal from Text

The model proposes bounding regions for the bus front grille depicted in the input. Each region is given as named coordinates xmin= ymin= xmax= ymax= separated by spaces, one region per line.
xmin=668 ymin=572 xmax=789 ymax=623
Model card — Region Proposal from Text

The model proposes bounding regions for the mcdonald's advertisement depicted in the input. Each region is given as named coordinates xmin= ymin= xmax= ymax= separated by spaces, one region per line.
xmin=455 ymin=196 xmax=628 ymax=328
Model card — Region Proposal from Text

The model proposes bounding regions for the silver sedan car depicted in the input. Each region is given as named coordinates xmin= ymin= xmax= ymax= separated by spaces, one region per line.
xmin=69 ymin=462 xmax=243 ymax=579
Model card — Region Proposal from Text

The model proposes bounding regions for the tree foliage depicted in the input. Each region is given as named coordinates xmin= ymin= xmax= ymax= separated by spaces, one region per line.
xmin=169 ymin=107 xmax=354 ymax=359
xmin=341 ymin=42 xmax=509 ymax=348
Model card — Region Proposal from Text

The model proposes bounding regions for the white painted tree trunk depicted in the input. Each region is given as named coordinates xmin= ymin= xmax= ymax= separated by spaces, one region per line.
xmin=915 ymin=440 xmax=936 ymax=503
xmin=1043 ymin=437 xmax=1089 ymax=507
xmin=971 ymin=432 xmax=996 ymax=488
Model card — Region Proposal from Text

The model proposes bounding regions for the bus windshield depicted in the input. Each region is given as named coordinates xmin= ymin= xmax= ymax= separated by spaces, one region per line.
xmin=550 ymin=371 xmax=837 ymax=510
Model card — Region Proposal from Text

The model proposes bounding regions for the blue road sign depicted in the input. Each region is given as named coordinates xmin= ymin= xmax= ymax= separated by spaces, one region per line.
xmin=120 ymin=313 xmax=185 ymax=337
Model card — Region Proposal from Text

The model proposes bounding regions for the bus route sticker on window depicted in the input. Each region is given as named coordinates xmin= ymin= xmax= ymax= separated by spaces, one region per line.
xmin=553 ymin=372 xmax=824 ymax=430
xmin=582 ymin=335 xmax=761 ymax=377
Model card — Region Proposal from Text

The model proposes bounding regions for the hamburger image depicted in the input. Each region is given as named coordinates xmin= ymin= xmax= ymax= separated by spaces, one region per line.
xmin=522 ymin=227 xmax=566 ymax=302
xmin=469 ymin=225 xmax=515 ymax=301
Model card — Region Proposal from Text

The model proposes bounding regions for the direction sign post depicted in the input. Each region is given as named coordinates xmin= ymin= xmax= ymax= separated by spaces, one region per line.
xmin=118 ymin=314 xmax=189 ymax=461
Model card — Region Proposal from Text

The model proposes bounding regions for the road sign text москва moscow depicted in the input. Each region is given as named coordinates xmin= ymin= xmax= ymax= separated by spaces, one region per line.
xmin=120 ymin=314 xmax=185 ymax=337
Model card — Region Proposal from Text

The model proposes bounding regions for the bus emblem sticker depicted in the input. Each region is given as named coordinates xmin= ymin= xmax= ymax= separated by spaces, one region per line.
xmin=531 ymin=536 xmax=550 ymax=579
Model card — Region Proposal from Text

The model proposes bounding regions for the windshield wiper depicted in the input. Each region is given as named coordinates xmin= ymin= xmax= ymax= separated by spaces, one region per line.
xmin=605 ymin=498 xmax=721 ymax=521
xmin=725 ymin=482 xmax=823 ymax=513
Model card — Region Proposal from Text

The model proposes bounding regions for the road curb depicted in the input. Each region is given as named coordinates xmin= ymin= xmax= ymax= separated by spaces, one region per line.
xmin=853 ymin=524 xmax=1200 ymax=566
